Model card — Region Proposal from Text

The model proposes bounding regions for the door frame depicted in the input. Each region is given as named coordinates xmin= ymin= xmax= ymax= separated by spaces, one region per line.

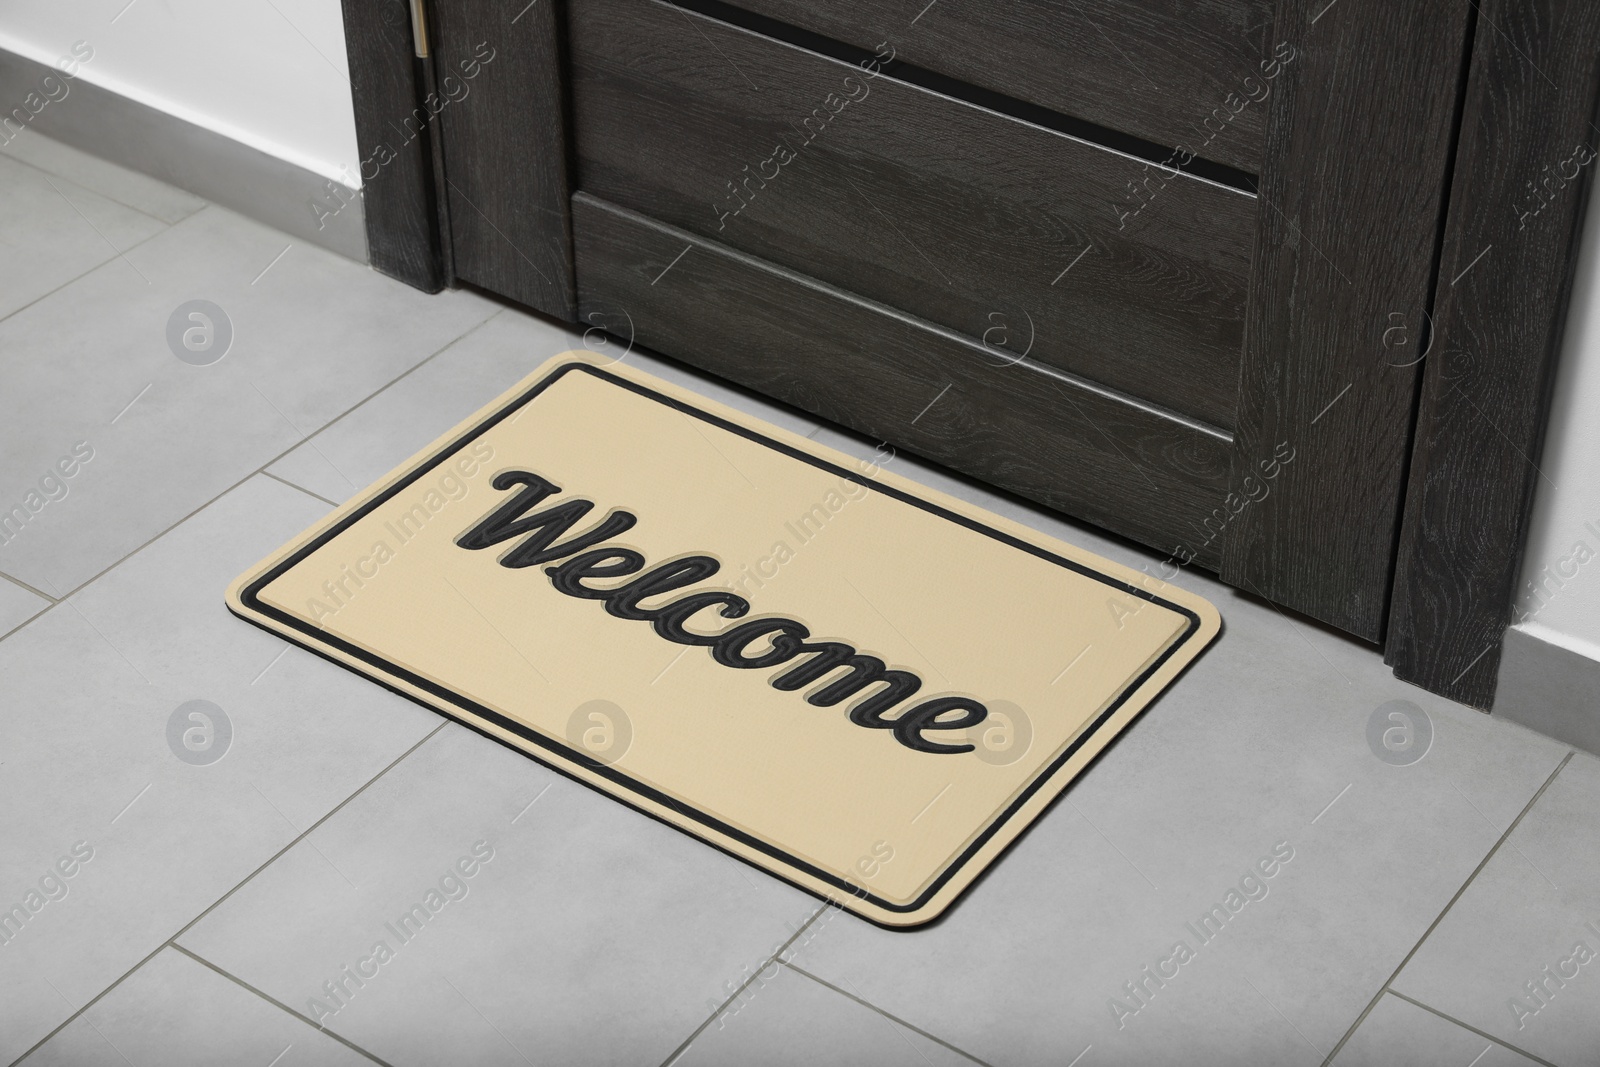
xmin=1385 ymin=0 xmax=1600 ymax=707
xmin=341 ymin=0 xmax=1600 ymax=709
xmin=340 ymin=0 xmax=448 ymax=291
xmin=1218 ymin=0 xmax=1474 ymax=644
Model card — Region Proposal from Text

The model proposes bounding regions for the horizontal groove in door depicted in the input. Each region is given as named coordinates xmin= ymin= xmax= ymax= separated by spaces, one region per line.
xmin=572 ymin=192 xmax=1234 ymax=569
xmin=570 ymin=0 xmax=1257 ymax=431
xmin=704 ymin=0 xmax=1273 ymax=176
xmin=665 ymin=0 xmax=1258 ymax=191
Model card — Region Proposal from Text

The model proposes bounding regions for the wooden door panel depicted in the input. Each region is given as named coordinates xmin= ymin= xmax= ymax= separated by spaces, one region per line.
xmin=573 ymin=192 xmax=1235 ymax=565
xmin=719 ymin=0 xmax=1274 ymax=174
xmin=571 ymin=0 xmax=1256 ymax=431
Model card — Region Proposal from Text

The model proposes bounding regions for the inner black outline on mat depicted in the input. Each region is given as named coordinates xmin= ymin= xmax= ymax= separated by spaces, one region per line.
xmin=234 ymin=362 xmax=1202 ymax=917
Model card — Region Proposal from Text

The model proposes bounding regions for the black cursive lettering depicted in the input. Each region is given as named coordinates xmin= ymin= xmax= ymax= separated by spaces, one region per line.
xmin=457 ymin=471 xmax=990 ymax=754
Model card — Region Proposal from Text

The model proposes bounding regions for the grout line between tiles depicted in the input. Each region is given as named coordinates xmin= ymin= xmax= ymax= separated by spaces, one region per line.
xmin=3 ymin=721 xmax=450 ymax=1067
xmin=260 ymin=469 xmax=340 ymax=508
xmin=657 ymin=904 xmax=830 ymax=1067
xmin=0 ymin=573 xmax=53 ymax=641
xmin=1317 ymin=750 xmax=1577 ymax=1067
xmin=782 ymin=962 xmax=997 ymax=1067
xmin=0 ymin=307 xmax=507 ymax=620
xmin=0 ymin=207 xmax=201 ymax=329
xmin=1382 ymin=989 xmax=1561 ymax=1067
xmin=169 ymin=944 xmax=396 ymax=1067
xmin=264 ymin=306 xmax=508 ymax=451
xmin=169 ymin=721 xmax=451 ymax=942
xmin=0 ymin=615 xmax=43 ymax=644
xmin=0 ymin=569 xmax=58 ymax=603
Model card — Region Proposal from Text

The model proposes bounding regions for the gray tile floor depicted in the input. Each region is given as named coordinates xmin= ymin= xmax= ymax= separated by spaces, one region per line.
xmin=2 ymin=132 xmax=1596 ymax=1067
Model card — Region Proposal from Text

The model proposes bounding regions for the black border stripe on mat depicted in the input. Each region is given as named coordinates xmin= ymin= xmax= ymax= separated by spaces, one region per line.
xmin=235 ymin=362 xmax=1202 ymax=915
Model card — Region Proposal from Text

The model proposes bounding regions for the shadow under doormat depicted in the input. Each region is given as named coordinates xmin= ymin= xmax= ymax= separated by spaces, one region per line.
xmin=227 ymin=353 xmax=1220 ymax=926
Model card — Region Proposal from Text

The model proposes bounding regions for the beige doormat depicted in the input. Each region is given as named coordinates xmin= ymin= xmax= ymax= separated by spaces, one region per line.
xmin=228 ymin=353 xmax=1219 ymax=926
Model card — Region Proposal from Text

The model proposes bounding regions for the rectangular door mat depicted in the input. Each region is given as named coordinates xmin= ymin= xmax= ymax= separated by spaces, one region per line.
xmin=228 ymin=354 xmax=1220 ymax=926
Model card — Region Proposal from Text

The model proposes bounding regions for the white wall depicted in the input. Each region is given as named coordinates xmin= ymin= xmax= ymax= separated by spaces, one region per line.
xmin=0 ymin=0 xmax=359 ymax=185
xmin=1514 ymin=193 xmax=1600 ymax=662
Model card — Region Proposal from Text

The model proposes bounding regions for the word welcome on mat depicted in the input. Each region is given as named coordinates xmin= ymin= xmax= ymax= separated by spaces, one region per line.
xmin=227 ymin=354 xmax=1219 ymax=926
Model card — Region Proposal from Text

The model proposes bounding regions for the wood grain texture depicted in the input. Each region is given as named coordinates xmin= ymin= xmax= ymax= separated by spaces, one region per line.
xmin=431 ymin=0 xmax=577 ymax=319
xmin=1220 ymin=0 xmax=1474 ymax=641
xmin=569 ymin=0 xmax=1256 ymax=431
xmin=725 ymin=0 xmax=1273 ymax=174
xmin=571 ymin=193 xmax=1234 ymax=566
xmin=1387 ymin=0 xmax=1600 ymax=707
xmin=340 ymin=0 xmax=443 ymax=291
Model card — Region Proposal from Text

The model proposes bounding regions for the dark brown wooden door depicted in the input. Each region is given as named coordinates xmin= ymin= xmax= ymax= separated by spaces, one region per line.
xmin=426 ymin=0 xmax=1476 ymax=644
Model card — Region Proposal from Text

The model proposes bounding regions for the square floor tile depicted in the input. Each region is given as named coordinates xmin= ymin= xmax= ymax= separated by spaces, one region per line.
xmin=675 ymin=962 xmax=976 ymax=1066
xmin=179 ymin=723 xmax=820 ymax=1067
xmin=1394 ymin=750 xmax=1600 ymax=1067
xmin=19 ymin=947 xmax=371 ymax=1067
xmin=1329 ymin=993 xmax=1540 ymax=1067
xmin=0 ymin=204 xmax=498 ymax=595
xmin=0 ymin=475 xmax=439 ymax=1064
xmin=0 ymin=153 xmax=166 ymax=321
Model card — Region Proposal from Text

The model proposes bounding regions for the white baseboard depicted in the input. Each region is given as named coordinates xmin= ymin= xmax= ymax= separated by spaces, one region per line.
xmin=1494 ymin=624 xmax=1600 ymax=756
xmin=0 ymin=47 xmax=365 ymax=261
